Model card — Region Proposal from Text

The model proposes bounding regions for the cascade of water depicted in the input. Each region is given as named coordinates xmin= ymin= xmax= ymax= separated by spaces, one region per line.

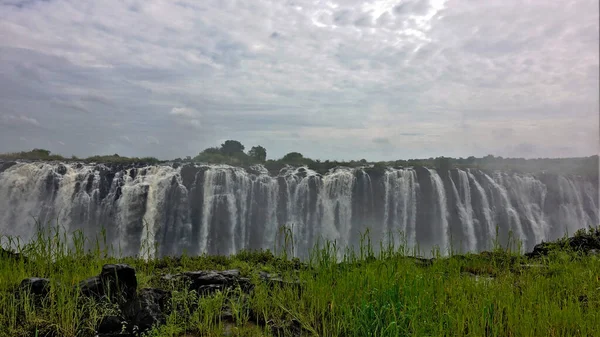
xmin=556 ymin=176 xmax=593 ymax=235
xmin=383 ymin=169 xmax=418 ymax=247
xmin=468 ymin=171 xmax=494 ymax=248
xmin=134 ymin=166 xmax=181 ymax=259
xmin=0 ymin=161 xmax=597 ymax=257
xmin=500 ymin=173 xmax=547 ymax=247
xmin=320 ymin=168 xmax=355 ymax=248
xmin=450 ymin=170 xmax=477 ymax=252
xmin=427 ymin=168 xmax=450 ymax=253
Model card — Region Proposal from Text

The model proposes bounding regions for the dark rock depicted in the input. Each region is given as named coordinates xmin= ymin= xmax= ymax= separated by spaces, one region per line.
xmin=123 ymin=288 xmax=171 ymax=333
xmin=97 ymin=315 xmax=126 ymax=334
xmin=526 ymin=229 xmax=600 ymax=258
xmin=162 ymin=269 xmax=253 ymax=295
xmin=56 ymin=164 xmax=68 ymax=175
xmin=0 ymin=247 xmax=27 ymax=262
xmin=78 ymin=276 xmax=104 ymax=299
xmin=259 ymin=272 xmax=303 ymax=295
xmin=182 ymin=269 xmax=252 ymax=293
xmin=195 ymin=284 xmax=226 ymax=296
xmin=100 ymin=264 xmax=137 ymax=302
xmin=19 ymin=277 xmax=51 ymax=298
xmin=179 ymin=164 xmax=198 ymax=189
xmin=0 ymin=161 xmax=17 ymax=173
xmin=79 ymin=264 xmax=137 ymax=304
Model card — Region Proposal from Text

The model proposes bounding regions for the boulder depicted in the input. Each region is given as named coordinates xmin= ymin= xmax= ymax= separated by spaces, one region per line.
xmin=0 ymin=161 xmax=17 ymax=173
xmin=96 ymin=315 xmax=126 ymax=335
xmin=164 ymin=269 xmax=253 ymax=294
xmin=123 ymin=288 xmax=171 ymax=333
xmin=0 ymin=247 xmax=27 ymax=263
xmin=526 ymin=229 xmax=600 ymax=257
xmin=19 ymin=277 xmax=51 ymax=298
xmin=78 ymin=264 xmax=137 ymax=304
xmin=56 ymin=164 xmax=68 ymax=175
xmin=78 ymin=276 xmax=104 ymax=299
xmin=100 ymin=264 xmax=137 ymax=301
xmin=259 ymin=272 xmax=303 ymax=296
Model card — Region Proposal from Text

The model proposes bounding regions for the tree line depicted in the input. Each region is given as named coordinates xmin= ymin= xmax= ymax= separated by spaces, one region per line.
xmin=1 ymin=142 xmax=598 ymax=177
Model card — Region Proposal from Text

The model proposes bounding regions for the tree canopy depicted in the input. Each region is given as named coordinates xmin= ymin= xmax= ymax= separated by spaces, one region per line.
xmin=220 ymin=140 xmax=245 ymax=156
xmin=2 ymin=141 xmax=598 ymax=179
xmin=282 ymin=152 xmax=304 ymax=162
xmin=248 ymin=146 xmax=267 ymax=162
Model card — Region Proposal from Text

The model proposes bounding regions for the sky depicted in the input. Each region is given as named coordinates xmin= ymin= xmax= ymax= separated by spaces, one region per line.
xmin=0 ymin=0 xmax=598 ymax=161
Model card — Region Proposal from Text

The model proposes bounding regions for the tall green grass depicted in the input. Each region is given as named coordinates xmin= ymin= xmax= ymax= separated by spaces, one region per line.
xmin=1 ymin=224 xmax=599 ymax=337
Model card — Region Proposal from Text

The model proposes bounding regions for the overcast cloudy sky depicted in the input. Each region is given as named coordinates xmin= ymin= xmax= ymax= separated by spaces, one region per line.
xmin=0 ymin=0 xmax=598 ymax=161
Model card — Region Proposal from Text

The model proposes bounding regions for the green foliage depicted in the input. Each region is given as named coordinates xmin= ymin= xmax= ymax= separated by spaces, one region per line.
xmin=84 ymin=155 xmax=160 ymax=164
xmin=281 ymin=152 xmax=304 ymax=162
xmin=220 ymin=140 xmax=245 ymax=156
xmin=201 ymin=147 xmax=221 ymax=155
xmin=0 ymin=149 xmax=162 ymax=164
xmin=0 ymin=149 xmax=65 ymax=161
xmin=248 ymin=145 xmax=267 ymax=162
xmin=1 ymin=223 xmax=598 ymax=337
xmin=3 ymin=145 xmax=598 ymax=179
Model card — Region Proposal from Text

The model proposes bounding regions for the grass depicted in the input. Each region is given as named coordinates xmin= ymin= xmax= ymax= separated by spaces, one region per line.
xmin=1 ymin=225 xmax=599 ymax=337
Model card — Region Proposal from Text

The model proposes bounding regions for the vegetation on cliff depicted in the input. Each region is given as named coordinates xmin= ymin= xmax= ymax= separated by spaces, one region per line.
xmin=0 ymin=225 xmax=599 ymax=337
xmin=0 ymin=149 xmax=160 ymax=165
xmin=1 ymin=141 xmax=598 ymax=178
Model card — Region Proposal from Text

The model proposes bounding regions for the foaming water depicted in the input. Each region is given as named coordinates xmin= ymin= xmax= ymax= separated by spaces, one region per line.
xmin=0 ymin=161 xmax=597 ymax=257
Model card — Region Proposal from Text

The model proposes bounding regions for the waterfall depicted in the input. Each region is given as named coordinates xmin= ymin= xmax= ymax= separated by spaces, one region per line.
xmin=468 ymin=170 xmax=494 ymax=249
xmin=427 ymin=168 xmax=450 ymax=253
xmin=449 ymin=170 xmax=477 ymax=252
xmin=383 ymin=169 xmax=418 ymax=248
xmin=0 ymin=161 xmax=597 ymax=257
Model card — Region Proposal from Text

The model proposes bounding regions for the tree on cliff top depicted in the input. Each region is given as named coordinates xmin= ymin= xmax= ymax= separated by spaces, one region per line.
xmin=31 ymin=149 xmax=51 ymax=157
xmin=282 ymin=152 xmax=304 ymax=162
xmin=220 ymin=140 xmax=245 ymax=156
xmin=248 ymin=146 xmax=267 ymax=162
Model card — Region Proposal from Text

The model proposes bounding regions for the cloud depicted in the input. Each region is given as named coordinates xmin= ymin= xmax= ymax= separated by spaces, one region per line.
xmin=372 ymin=137 xmax=391 ymax=144
xmin=0 ymin=0 xmax=597 ymax=160
xmin=0 ymin=114 xmax=40 ymax=126
xmin=51 ymin=98 xmax=90 ymax=114
xmin=169 ymin=106 xmax=201 ymax=129
xmin=393 ymin=0 xmax=432 ymax=16
xmin=145 ymin=136 xmax=159 ymax=145
xmin=80 ymin=94 xmax=116 ymax=107
xmin=169 ymin=107 xmax=198 ymax=118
